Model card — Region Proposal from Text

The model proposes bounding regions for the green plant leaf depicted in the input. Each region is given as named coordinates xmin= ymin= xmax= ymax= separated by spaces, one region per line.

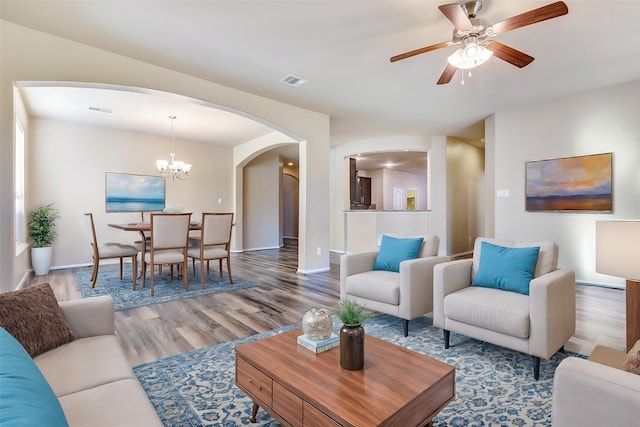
xmin=27 ymin=203 xmax=59 ymax=247
xmin=332 ymin=299 xmax=373 ymax=326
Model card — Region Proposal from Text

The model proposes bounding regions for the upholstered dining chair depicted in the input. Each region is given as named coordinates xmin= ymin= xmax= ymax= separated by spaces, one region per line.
xmin=84 ymin=213 xmax=138 ymax=289
xmin=187 ymin=212 xmax=234 ymax=288
xmin=141 ymin=212 xmax=191 ymax=296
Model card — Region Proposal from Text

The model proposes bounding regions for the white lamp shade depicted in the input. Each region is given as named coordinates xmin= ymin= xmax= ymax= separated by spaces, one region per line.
xmin=596 ymin=220 xmax=640 ymax=281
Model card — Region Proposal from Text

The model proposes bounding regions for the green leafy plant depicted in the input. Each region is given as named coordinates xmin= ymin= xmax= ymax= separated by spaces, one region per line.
xmin=332 ymin=299 xmax=374 ymax=326
xmin=27 ymin=203 xmax=60 ymax=247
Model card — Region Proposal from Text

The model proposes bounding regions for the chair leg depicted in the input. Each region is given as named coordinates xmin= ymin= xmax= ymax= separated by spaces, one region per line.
xmin=532 ymin=356 xmax=541 ymax=380
xmin=151 ymin=263 xmax=155 ymax=296
xmin=183 ymin=260 xmax=189 ymax=292
xmin=131 ymin=255 xmax=137 ymax=291
xmin=219 ymin=259 xmax=223 ymax=278
xmin=119 ymin=257 xmax=124 ymax=280
xmin=90 ymin=260 xmax=99 ymax=288
xmin=141 ymin=260 xmax=147 ymax=289
xmin=192 ymin=258 xmax=196 ymax=276
xmin=226 ymin=257 xmax=233 ymax=284
xmin=402 ymin=319 xmax=409 ymax=337
xmin=201 ymin=259 xmax=205 ymax=289
xmin=444 ymin=330 xmax=450 ymax=349
xmin=207 ymin=260 xmax=210 ymax=275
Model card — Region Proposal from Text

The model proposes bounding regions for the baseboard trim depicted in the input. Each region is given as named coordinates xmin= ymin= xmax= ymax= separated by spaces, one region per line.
xmin=297 ymin=267 xmax=331 ymax=275
xmin=576 ymin=280 xmax=624 ymax=290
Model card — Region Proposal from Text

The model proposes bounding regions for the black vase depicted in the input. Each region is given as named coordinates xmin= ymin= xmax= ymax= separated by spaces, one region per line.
xmin=340 ymin=324 xmax=364 ymax=370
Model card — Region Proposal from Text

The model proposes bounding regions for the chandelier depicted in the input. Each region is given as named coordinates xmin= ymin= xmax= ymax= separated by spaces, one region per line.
xmin=156 ymin=115 xmax=192 ymax=180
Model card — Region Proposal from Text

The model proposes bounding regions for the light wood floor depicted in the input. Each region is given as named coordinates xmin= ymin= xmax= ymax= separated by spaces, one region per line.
xmin=28 ymin=243 xmax=626 ymax=366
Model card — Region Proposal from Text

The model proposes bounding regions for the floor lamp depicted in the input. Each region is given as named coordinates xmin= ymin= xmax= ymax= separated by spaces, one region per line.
xmin=596 ymin=220 xmax=640 ymax=351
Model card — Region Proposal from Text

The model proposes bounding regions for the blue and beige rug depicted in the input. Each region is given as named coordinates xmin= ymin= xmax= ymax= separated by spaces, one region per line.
xmin=133 ymin=315 xmax=584 ymax=426
xmin=77 ymin=268 xmax=262 ymax=311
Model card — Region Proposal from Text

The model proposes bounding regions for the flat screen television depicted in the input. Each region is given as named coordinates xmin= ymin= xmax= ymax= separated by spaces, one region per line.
xmin=105 ymin=172 xmax=166 ymax=213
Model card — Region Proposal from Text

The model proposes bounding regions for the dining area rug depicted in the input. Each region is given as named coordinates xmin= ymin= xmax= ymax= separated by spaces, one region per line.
xmin=77 ymin=268 xmax=262 ymax=311
xmin=133 ymin=314 xmax=584 ymax=426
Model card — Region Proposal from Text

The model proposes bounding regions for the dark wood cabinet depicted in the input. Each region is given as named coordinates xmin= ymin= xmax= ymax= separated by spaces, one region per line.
xmin=355 ymin=176 xmax=371 ymax=205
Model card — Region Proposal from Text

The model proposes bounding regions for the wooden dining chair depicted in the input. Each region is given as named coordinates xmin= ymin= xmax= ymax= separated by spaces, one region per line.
xmin=187 ymin=212 xmax=234 ymax=288
xmin=141 ymin=212 xmax=191 ymax=296
xmin=84 ymin=213 xmax=138 ymax=289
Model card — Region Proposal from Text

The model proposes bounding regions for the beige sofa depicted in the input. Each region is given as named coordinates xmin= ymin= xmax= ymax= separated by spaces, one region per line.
xmin=552 ymin=344 xmax=640 ymax=427
xmin=33 ymin=296 xmax=162 ymax=426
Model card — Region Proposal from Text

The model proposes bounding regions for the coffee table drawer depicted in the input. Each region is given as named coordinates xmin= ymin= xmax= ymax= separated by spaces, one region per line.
xmin=303 ymin=401 xmax=340 ymax=426
xmin=273 ymin=382 xmax=302 ymax=426
xmin=237 ymin=357 xmax=272 ymax=406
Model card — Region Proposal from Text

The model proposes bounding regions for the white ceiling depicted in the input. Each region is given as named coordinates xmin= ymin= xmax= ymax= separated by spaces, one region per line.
xmin=3 ymin=0 xmax=640 ymax=170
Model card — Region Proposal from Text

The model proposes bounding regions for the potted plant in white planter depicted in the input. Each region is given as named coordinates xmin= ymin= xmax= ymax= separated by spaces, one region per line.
xmin=28 ymin=203 xmax=60 ymax=276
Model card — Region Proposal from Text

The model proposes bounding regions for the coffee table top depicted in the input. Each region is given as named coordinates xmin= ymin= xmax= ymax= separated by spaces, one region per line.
xmin=235 ymin=328 xmax=455 ymax=426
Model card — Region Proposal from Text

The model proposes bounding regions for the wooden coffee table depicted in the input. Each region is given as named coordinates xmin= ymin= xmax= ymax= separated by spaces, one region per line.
xmin=235 ymin=329 xmax=455 ymax=426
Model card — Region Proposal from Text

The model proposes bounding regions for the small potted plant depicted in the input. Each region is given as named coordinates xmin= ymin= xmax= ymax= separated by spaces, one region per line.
xmin=333 ymin=299 xmax=374 ymax=370
xmin=28 ymin=203 xmax=60 ymax=276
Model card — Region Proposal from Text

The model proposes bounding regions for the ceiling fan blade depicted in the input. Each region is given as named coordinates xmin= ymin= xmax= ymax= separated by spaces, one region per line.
xmin=486 ymin=41 xmax=534 ymax=68
xmin=438 ymin=3 xmax=473 ymax=31
xmin=390 ymin=41 xmax=450 ymax=62
xmin=490 ymin=1 xmax=568 ymax=35
xmin=437 ymin=63 xmax=457 ymax=85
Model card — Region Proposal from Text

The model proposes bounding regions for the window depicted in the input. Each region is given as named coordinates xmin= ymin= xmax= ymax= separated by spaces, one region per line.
xmin=15 ymin=116 xmax=27 ymax=254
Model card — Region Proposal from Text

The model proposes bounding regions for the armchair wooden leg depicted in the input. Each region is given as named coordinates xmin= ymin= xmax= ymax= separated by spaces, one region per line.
xmin=532 ymin=356 xmax=541 ymax=380
xmin=444 ymin=330 xmax=450 ymax=349
xmin=119 ymin=258 xmax=124 ymax=280
xmin=402 ymin=319 xmax=409 ymax=337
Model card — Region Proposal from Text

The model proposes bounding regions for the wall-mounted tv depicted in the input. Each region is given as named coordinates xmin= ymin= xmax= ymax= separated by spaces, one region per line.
xmin=105 ymin=172 xmax=166 ymax=213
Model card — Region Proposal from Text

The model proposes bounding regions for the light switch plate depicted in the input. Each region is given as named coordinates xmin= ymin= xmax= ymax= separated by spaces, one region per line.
xmin=497 ymin=189 xmax=510 ymax=198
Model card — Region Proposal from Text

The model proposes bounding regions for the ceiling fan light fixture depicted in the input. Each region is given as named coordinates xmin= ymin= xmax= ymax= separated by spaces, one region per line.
xmin=447 ymin=43 xmax=493 ymax=70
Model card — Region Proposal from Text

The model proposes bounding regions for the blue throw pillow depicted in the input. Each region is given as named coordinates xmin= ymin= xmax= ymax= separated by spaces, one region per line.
xmin=0 ymin=327 xmax=69 ymax=427
xmin=472 ymin=242 xmax=540 ymax=295
xmin=373 ymin=235 xmax=424 ymax=273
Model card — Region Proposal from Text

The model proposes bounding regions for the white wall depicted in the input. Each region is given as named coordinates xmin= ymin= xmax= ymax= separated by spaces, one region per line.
xmin=329 ymin=135 xmax=432 ymax=253
xmin=380 ymin=169 xmax=427 ymax=211
xmin=446 ymin=137 xmax=484 ymax=254
xmin=29 ymin=118 xmax=232 ymax=268
xmin=243 ymin=152 xmax=281 ymax=250
xmin=491 ymin=79 xmax=640 ymax=286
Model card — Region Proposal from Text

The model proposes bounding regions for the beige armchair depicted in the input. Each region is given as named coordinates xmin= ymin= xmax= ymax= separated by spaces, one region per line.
xmin=340 ymin=234 xmax=450 ymax=336
xmin=433 ymin=237 xmax=576 ymax=379
xmin=552 ymin=343 xmax=640 ymax=426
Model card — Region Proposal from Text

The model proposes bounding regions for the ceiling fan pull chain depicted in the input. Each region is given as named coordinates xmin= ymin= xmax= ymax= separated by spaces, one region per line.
xmin=460 ymin=68 xmax=465 ymax=86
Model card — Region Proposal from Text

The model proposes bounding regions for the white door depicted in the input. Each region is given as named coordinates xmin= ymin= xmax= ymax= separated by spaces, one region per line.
xmin=393 ymin=187 xmax=405 ymax=210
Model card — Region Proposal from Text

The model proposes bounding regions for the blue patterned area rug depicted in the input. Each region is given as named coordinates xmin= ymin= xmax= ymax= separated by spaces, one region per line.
xmin=133 ymin=315 xmax=584 ymax=426
xmin=77 ymin=268 xmax=262 ymax=311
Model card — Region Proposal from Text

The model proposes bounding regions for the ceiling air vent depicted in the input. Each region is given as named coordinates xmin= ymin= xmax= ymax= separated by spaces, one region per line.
xmin=279 ymin=74 xmax=307 ymax=87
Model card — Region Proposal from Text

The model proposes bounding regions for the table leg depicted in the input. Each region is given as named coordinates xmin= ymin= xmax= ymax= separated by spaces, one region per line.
xmin=250 ymin=402 xmax=259 ymax=423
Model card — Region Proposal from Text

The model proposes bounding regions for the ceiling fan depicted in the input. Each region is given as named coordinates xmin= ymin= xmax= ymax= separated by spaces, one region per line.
xmin=390 ymin=1 xmax=569 ymax=85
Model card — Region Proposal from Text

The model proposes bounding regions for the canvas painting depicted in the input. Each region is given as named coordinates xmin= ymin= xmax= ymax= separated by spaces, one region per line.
xmin=525 ymin=152 xmax=612 ymax=212
xmin=105 ymin=172 xmax=166 ymax=213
